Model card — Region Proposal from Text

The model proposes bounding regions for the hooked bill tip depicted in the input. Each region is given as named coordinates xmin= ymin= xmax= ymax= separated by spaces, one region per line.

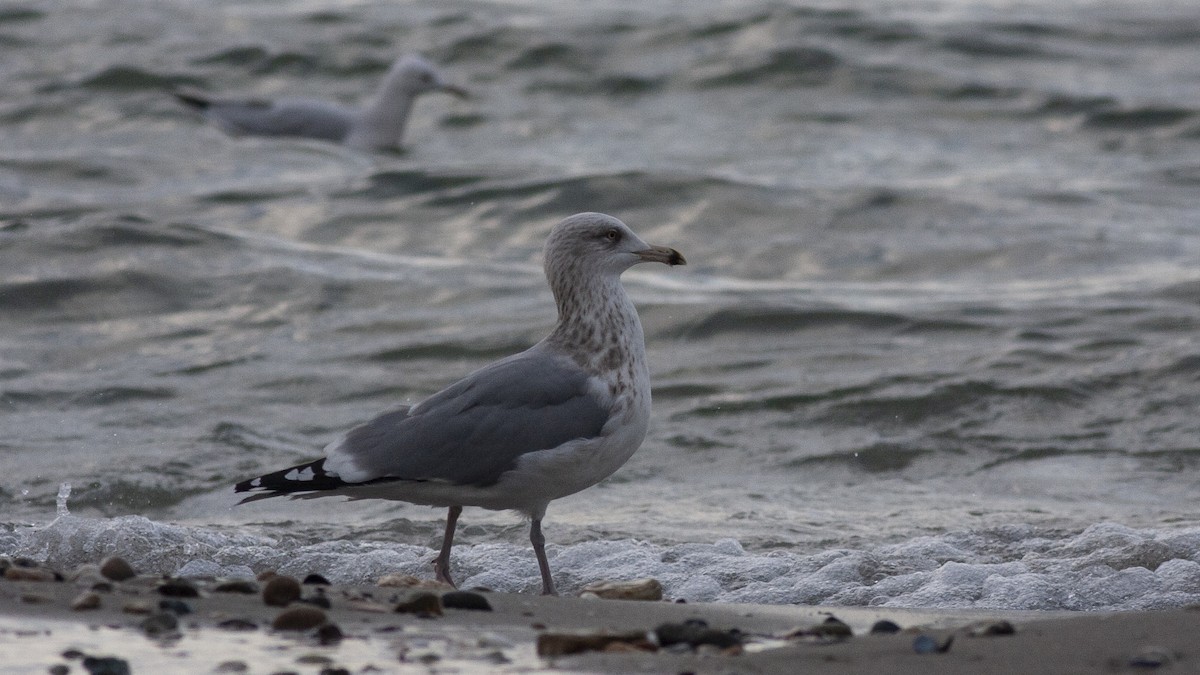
xmin=637 ymin=246 xmax=686 ymax=266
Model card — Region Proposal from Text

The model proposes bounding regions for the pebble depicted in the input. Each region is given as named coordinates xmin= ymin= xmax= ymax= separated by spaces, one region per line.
xmin=98 ymin=556 xmax=137 ymax=582
xmin=122 ymin=600 xmax=154 ymax=615
xmin=965 ymin=619 xmax=1016 ymax=637
xmin=655 ymin=619 xmax=743 ymax=650
xmin=317 ymin=623 xmax=345 ymax=645
xmin=1128 ymin=646 xmax=1175 ymax=669
xmin=139 ymin=611 xmax=180 ymax=637
xmin=303 ymin=573 xmax=331 ymax=585
xmin=299 ymin=590 xmax=332 ymax=609
xmin=394 ymin=592 xmax=442 ymax=617
xmin=578 ymin=578 xmax=663 ymax=601
xmin=442 ymin=591 xmax=492 ymax=611
xmin=20 ymin=593 xmax=51 ymax=604
xmin=811 ymin=616 xmax=853 ymax=639
xmin=480 ymin=647 xmax=505 ymax=664
xmin=68 ymin=564 xmax=103 ymax=583
xmin=662 ymin=641 xmax=694 ymax=655
xmin=698 ymin=642 xmax=744 ymax=657
xmin=870 ymin=619 xmax=902 ymax=635
xmin=913 ymin=634 xmax=954 ymax=654
xmin=537 ymin=631 xmax=653 ymax=657
xmin=81 ymin=656 xmax=131 ymax=675
xmin=214 ymin=661 xmax=248 ymax=673
xmin=156 ymin=578 xmax=199 ymax=598
xmin=262 ymin=575 xmax=302 ymax=607
xmin=48 ymin=665 xmax=69 ymax=675
xmin=272 ymin=606 xmax=327 ymax=631
xmin=71 ymin=591 xmax=102 ymax=611
xmin=216 ymin=618 xmax=258 ymax=632
xmin=604 ymin=641 xmax=653 ymax=654
xmin=213 ymin=579 xmax=258 ymax=594
xmin=5 ymin=566 xmax=58 ymax=582
xmin=158 ymin=598 xmax=192 ymax=615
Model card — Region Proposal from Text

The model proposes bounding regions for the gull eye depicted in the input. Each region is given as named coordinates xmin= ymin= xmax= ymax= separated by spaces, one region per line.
xmin=604 ymin=228 xmax=621 ymax=243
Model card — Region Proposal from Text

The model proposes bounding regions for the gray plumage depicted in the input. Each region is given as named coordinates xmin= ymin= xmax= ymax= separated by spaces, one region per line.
xmin=176 ymin=54 xmax=466 ymax=150
xmin=235 ymin=212 xmax=686 ymax=594
xmin=333 ymin=350 xmax=610 ymax=488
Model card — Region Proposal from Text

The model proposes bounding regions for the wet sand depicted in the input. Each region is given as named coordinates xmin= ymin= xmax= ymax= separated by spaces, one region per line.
xmin=2 ymin=568 xmax=1197 ymax=673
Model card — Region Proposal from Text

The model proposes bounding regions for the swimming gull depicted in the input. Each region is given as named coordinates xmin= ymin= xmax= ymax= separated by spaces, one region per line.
xmin=235 ymin=212 xmax=686 ymax=594
xmin=175 ymin=54 xmax=467 ymax=150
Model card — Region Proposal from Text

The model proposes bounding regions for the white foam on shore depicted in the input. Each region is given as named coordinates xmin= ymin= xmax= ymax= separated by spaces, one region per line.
xmin=3 ymin=516 xmax=1200 ymax=610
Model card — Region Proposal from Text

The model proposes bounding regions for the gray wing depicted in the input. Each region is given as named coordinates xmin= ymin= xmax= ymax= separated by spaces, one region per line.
xmin=327 ymin=347 xmax=611 ymax=487
xmin=205 ymin=98 xmax=355 ymax=141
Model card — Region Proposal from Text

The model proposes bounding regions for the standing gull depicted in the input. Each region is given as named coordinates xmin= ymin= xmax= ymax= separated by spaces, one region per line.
xmin=175 ymin=54 xmax=467 ymax=150
xmin=235 ymin=213 xmax=685 ymax=594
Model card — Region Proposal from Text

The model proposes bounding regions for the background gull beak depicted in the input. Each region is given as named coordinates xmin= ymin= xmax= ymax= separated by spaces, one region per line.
xmin=636 ymin=245 xmax=687 ymax=266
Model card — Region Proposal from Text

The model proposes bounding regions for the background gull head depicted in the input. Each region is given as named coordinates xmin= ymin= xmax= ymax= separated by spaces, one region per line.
xmin=380 ymin=54 xmax=470 ymax=100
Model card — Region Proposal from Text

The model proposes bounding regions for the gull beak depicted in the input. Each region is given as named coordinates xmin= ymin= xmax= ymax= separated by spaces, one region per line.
xmin=439 ymin=84 xmax=470 ymax=99
xmin=636 ymin=245 xmax=686 ymax=267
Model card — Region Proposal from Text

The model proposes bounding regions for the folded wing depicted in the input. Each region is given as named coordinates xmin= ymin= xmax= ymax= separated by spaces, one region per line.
xmin=237 ymin=346 xmax=612 ymax=500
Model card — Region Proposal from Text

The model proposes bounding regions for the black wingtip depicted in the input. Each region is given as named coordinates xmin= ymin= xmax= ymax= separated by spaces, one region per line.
xmin=235 ymin=491 xmax=281 ymax=505
xmin=234 ymin=457 xmax=410 ymax=505
xmin=233 ymin=457 xmax=366 ymax=504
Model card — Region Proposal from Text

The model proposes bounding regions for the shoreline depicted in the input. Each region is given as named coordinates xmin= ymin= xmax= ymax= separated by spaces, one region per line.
xmin=2 ymin=566 xmax=1197 ymax=673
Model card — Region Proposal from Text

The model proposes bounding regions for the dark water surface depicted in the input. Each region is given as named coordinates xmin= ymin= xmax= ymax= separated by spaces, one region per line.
xmin=3 ymin=0 xmax=1200 ymax=606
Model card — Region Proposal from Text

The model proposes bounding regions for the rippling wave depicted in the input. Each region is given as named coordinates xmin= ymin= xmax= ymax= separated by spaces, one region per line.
xmin=2 ymin=0 xmax=1200 ymax=609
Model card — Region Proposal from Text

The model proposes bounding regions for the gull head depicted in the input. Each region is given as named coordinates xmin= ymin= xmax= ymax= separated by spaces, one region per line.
xmin=390 ymin=54 xmax=469 ymax=99
xmin=544 ymin=213 xmax=685 ymax=290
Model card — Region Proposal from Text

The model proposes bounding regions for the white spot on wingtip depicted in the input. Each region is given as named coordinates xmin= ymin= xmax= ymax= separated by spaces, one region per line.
xmin=284 ymin=467 xmax=316 ymax=482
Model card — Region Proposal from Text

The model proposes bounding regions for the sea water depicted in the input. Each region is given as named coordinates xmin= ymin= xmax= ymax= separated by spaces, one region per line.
xmin=3 ymin=0 xmax=1200 ymax=609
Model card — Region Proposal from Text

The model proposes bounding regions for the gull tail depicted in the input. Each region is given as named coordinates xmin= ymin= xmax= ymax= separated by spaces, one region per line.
xmin=235 ymin=458 xmax=354 ymax=504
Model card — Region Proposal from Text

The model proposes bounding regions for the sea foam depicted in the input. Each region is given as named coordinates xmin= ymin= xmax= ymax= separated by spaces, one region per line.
xmin=4 ymin=516 xmax=1200 ymax=610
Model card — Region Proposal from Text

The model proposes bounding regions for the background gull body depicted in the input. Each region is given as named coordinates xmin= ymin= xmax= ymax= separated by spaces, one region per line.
xmin=174 ymin=54 xmax=467 ymax=150
xmin=235 ymin=212 xmax=685 ymax=595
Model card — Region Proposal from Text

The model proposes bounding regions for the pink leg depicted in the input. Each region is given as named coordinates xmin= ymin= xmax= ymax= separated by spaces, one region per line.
xmin=433 ymin=505 xmax=462 ymax=587
xmin=530 ymin=518 xmax=557 ymax=596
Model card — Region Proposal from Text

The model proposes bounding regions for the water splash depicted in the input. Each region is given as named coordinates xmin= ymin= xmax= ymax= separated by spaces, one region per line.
xmin=55 ymin=482 xmax=71 ymax=518
xmin=7 ymin=515 xmax=1200 ymax=610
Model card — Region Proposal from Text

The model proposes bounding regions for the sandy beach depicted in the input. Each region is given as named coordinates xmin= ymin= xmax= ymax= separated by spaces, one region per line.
xmin=1 ymin=560 xmax=1195 ymax=674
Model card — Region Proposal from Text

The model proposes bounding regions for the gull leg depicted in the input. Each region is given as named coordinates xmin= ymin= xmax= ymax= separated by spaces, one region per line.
xmin=434 ymin=505 xmax=462 ymax=587
xmin=530 ymin=517 xmax=557 ymax=596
